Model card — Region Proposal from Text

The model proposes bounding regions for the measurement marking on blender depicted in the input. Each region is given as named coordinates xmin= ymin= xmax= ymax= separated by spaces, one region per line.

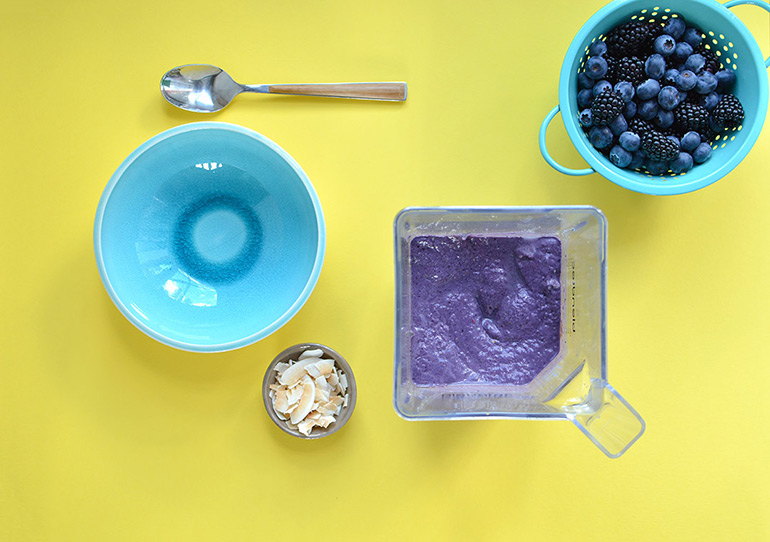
xmin=569 ymin=259 xmax=577 ymax=333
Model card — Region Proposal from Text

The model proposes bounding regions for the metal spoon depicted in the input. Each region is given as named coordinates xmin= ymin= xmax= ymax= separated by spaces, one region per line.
xmin=160 ymin=64 xmax=407 ymax=113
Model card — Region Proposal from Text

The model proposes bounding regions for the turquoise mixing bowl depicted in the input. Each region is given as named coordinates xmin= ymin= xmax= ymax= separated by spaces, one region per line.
xmin=94 ymin=123 xmax=325 ymax=352
xmin=539 ymin=0 xmax=770 ymax=195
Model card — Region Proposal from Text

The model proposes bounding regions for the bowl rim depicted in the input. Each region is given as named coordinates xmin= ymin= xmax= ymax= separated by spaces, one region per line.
xmin=558 ymin=0 xmax=769 ymax=195
xmin=262 ymin=343 xmax=357 ymax=439
xmin=93 ymin=122 xmax=326 ymax=352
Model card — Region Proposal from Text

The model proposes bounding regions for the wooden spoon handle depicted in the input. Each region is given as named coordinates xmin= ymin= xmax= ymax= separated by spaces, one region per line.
xmin=260 ymin=82 xmax=407 ymax=101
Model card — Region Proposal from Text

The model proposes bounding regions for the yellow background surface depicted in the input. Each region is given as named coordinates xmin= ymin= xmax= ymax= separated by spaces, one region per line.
xmin=1 ymin=0 xmax=769 ymax=540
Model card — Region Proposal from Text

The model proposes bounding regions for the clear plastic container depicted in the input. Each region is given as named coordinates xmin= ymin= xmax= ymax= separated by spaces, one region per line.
xmin=393 ymin=206 xmax=644 ymax=458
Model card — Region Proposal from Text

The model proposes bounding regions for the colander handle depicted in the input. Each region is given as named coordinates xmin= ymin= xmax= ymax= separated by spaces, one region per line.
xmin=724 ymin=0 xmax=770 ymax=68
xmin=539 ymin=106 xmax=595 ymax=176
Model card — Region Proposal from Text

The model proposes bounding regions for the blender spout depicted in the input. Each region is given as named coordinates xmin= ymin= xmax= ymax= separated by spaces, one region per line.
xmin=566 ymin=381 xmax=645 ymax=458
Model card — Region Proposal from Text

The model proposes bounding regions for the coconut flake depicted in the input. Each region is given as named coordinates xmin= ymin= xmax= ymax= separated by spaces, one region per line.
xmin=299 ymin=349 xmax=324 ymax=360
xmin=270 ymin=352 xmax=350 ymax=436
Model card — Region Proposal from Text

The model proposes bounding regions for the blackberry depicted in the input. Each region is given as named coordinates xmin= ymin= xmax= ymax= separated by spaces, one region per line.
xmin=628 ymin=118 xmax=653 ymax=137
xmin=673 ymin=102 xmax=710 ymax=135
xmin=684 ymin=92 xmax=701 ymax=104
xmin=659 ymin=126 xmax=678 ymax=137
xmin=647 ymin=20 xmax=667 ymax=39
xmin=642 ymin=130 xmax=680 ymax=161
xmin=613 ymin=56 xmax=645 ymax=84
xmin=606 ymin=21 xmax=656 ymax=57
xmin=605 ymin=54 xmax=617 ymax=82
xmin=712 ymin=94 xmax=744 ymax=125
xmin=590 ymin=89 xmax=625 ymax=126
xmin=700 ymin=129 xmax=719 ymax=144
xmin=696 ymin=46 xmax=722 ymax=73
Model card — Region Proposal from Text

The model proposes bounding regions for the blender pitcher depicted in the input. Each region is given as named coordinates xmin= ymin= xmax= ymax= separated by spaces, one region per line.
xmin=393 ymin=206 xmax=644 ymax=458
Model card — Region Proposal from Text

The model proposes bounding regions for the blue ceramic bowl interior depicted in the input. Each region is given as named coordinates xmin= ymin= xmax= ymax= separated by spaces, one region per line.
xmin=94 ymin=122 xmax=325 ymax=352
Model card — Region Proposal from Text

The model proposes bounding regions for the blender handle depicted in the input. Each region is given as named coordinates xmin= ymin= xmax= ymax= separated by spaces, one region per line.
xmin=567 ymin=382 xmax=645 ymax=458
xmin=539 ymin=105 xmax=595 ymax=176
xmin=724 ymin=0 xmax=770 ymax=68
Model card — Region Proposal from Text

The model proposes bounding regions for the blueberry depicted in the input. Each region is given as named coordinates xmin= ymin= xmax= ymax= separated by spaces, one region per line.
xmin=666 ymin=135 xmax=681 ymax=149
xmin=709 ymin=118 xmax=725 ymax=133
xmin=609 ymin=114 xmax=628 ymax=136
xmin=586 ymin=56 xmax=608 ymax=79
xmin=638 ymin=99 xmax=659 ymax=120
xmin=658 ymin=86 xmax=681 ymax=110
xmin=672 ymin=42 xmax=693 ymax=64
xmin=619 ymin=131 xmax=641 ymax=152
xmin=629 ymin=150 xmax=646 ymax=170
xmin=715 ymin=69 xmax=736 ymax=93
xmin=670 ymin=152 xmax=694 ymax=173
xmin=578 ymin=89 xmax=594 ymax=109
xmin=589 ymin=40 xmax=608 ymax=57
xmin=682 ymin=27 xmax=703 ymax=48
xmin=637 ymin=79 xmax=661 ymax=100
xmin=663 ymin=17 xmax=686 ymax=40
xmin=609 ymin=145 xmax=633 ymax=168
xmin=623 ymin=100 xmax=638 ymax=119
xmin=589 ymin=125 xmax=614 ymax=149
xmin=593 ymin=80 xmax=613 ymax=96
xmin=676 ymin=70 xmax=697 ymax=91
xmin=681 ymin=131 xmax=701 ymax=152
xmin=578 ymin=72 xmax=593 ymax=89
xmin=579 ymin=109 xmax=593 ymax=127
xmin=685 ymin=53 xmax=706 ymax=73
xmin=654 ymin=109 xmax=675 ymax=129
xmin=663 ymin=68 xmax=680 ymax=86
xmin=614 ymin=81 xmax=635 ymax=103
xmin=695 ymin=93 xmax=717 ymax=113
xmin=645 ymin=54 xmax=667 ymax=80
xmin=696 ymin=72 xmax=718 ymax=94
xmin=654 ymin=34 xmax=677 ymax=57
xmin=693 ymin=142 xmax=713 ymax=163
xmin=646 ymin=159 xmax=669 ymax=175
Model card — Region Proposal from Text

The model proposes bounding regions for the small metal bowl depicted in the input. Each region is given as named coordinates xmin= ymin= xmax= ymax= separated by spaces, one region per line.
xmin=262 ymin=343 xmax=357 ymax=439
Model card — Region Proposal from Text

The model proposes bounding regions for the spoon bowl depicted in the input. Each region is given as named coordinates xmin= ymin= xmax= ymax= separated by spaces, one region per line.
xmin=161 ymin=65 xmax=243 ymax=112
xmin=160 ymin=64 xmax=407 ymax=113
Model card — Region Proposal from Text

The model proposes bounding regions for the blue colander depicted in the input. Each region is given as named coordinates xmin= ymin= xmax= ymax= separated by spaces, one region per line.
xmin=539 ymin=0 xmax=770 ymax=195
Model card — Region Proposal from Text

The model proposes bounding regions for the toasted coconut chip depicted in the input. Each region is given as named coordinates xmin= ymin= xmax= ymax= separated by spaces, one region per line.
xmin=278 ymin=358 xmax=321 ymax=386
xmin=314 ymin=375 xmax=331 ymax=393
xmin=274 ymin=362 xmax=291 ymax=374
xmin=317 ymin=390 xmax=331 ymax=405
xmin=274 ymin=389 xmax=290 ymax=412
xmin=297 ymin=419 xmax=316 ymax=436
xmin=290 ymin=376 xmax=316 ymax=424
xmin=299 ymin=349 xmax=324 ymax=360
xmin=305 ymin=363 xmax=322 ymax=378
xmin=343 ymin=395 xmax=349 ymax=407
xmin=286 ymin=385 xmax=303 ymax=406
xmin=317 ymin=403 xmax=337 ymax=416
xmin=339 ymin=372 xmax=348 ymax=393
xmin=307 ymin=411 xmax=322 ymax=421
xmin=326 ymin=372 xmax=339 ymax=387
xmin=317 ymin=416 xmax=335 ymax=428
xmin=315 ymin=359 xmax=335 ymax=376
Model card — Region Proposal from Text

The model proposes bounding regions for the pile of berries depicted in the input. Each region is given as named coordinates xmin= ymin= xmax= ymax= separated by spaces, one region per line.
xmin=578 ymin=15 xmax=745 ymax=175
